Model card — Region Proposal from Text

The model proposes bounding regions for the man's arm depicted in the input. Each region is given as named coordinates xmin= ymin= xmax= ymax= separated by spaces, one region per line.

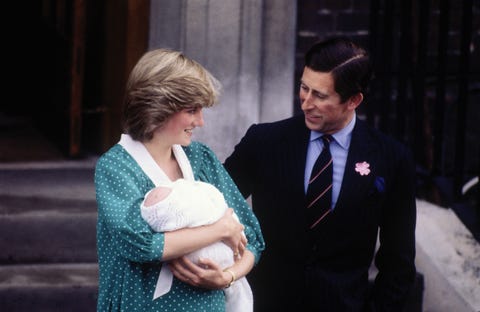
xmin=371 ymin=145 xmax=417 ymax=311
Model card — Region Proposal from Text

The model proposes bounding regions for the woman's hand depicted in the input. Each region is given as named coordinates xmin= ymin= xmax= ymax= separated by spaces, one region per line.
xmin=216 ymin=209 xmax=247 ymax=257
xmin=169 ymin=257 xmax=232 ymax=289
xmin=162 ymin=208 xmax=247 ymax=261
xmin=169 ymin=250 xmax=255 ymax=290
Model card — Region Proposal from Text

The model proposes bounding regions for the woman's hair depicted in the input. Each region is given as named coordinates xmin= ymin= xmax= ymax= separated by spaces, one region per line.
xmin=304 ymin=37 xmax=372 ymax=102
xmin=123 ymin=49 xmax=221 ymax=142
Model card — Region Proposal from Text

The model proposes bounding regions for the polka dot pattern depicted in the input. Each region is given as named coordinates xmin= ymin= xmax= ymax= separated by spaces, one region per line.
xmin=94 ymin=142 xmax=265 ymax=311
xmin=184 ymin=142 xmax=265 ymax=262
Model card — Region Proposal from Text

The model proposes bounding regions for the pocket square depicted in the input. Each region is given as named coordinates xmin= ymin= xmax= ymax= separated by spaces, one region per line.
xmin=373 ymin=176 xmax=385 ymax=194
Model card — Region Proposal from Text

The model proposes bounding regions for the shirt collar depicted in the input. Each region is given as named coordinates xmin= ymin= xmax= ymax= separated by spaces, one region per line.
xmin=309 ymin=112 xmax=356 ymax=150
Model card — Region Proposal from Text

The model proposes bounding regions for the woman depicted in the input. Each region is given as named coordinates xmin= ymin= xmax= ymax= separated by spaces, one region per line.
xmin=94 ymin=49 xmax=265 ymax=311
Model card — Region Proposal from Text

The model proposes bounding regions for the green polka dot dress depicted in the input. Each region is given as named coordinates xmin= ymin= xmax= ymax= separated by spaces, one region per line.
xmin=95 ymin=141 xmax=265 ymax=311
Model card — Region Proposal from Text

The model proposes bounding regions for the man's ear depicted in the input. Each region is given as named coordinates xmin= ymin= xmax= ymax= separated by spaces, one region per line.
xmin=347 ymin=92 xmax=363 ymax=110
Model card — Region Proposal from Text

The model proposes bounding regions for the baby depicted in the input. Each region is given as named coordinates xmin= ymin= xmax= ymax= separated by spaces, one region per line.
xmin=140 ymin=178 xmax=253 ymax=312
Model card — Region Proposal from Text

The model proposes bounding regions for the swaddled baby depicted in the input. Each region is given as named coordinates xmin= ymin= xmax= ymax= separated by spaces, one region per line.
xmin=140 ymin=178 xmax=252 ymax=312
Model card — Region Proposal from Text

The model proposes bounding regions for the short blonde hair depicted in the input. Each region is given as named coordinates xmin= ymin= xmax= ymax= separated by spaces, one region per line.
xmin=123 ymin=49 xmax=221 ymax=142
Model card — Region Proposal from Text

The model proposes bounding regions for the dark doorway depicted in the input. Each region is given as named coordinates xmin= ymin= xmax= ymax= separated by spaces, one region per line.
xmin=1 ymin=0 xmax=150 ymax=162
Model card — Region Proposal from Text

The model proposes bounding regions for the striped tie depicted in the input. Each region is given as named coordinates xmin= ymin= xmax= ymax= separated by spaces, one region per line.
xmin=306 ymin=135 xmax=333 ymax=229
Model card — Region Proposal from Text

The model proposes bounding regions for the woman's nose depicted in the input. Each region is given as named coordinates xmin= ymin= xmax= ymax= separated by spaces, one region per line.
xmin=195 ymin=110 xmax=204 ymax=127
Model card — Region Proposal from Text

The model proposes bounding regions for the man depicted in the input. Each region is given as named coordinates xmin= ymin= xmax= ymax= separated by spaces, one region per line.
xmin=224 ymin=37 xmax=417 ymax=311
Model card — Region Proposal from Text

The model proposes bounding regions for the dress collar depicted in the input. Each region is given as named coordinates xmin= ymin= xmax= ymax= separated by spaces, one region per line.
xmin=118 ymin=134 xmax=195 ymax=186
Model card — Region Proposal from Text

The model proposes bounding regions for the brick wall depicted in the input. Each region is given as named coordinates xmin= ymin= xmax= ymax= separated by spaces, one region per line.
xmin=294 ymin=0 xmax=479 ymax=181
xmin=294 ymin=0 xmax=371 ymax=114
xmin=294 ymin=0 xmax=479 ymax=216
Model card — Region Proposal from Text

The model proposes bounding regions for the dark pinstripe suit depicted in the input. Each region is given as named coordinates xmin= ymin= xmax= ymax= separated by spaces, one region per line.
xmin=224 ymin=114 xmax=416 ymax=311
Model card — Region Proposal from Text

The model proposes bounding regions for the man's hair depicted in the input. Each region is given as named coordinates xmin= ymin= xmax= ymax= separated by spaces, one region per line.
xmin=123 ymin=49 xmax=221 ymax=142
xmin=305 ymin=37 xmax=372 ymax=102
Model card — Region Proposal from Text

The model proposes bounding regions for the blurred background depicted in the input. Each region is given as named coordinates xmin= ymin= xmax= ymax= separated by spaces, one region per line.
xmin=1 ymin=0 xmax=478 ymax=311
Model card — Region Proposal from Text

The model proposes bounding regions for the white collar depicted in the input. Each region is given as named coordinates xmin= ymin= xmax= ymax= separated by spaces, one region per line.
xmin=118 ymin=134 xmax=195 ymax=186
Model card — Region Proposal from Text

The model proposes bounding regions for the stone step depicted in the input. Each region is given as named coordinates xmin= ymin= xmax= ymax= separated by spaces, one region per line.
xmin=0 ymin=164 xmax=98 ymax=264
xmin=0 ymin=263 xmax=98 ymax=312
xmin=0 ymin=166 xmax=96 ymax=201
xmin=0 ymin=195 xmax=97 ymax=263
xmin=0 ymin=162 xmax=99 ymax=310
xmin=416 ymin=199 xmax=480 ymax=311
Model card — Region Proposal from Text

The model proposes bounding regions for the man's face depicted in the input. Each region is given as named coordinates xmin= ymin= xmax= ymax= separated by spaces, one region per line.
xmin=299 ymin=67 xmax=357 ymax=134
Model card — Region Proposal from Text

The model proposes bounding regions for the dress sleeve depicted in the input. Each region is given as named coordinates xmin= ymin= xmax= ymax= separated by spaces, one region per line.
xmin=95 ymin=146 xmax=165 ymax=263
xmin=185 ymin=142 xmax=265 ymax=264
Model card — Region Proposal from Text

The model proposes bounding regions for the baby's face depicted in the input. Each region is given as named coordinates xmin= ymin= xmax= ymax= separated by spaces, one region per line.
xmin=144 ymin=186 xmax=173 ymax=207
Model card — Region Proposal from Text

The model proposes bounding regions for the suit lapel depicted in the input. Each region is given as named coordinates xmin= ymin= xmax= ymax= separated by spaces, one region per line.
xmin=282 ymin=116 xmax=311 ymax=255
xmin=283 ymin=115 xmax=310 ymax=201
xmin=335 ymin=120 xmax=377 ymax=210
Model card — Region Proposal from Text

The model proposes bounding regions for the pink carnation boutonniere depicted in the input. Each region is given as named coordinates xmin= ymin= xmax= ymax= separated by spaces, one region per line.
xmin=355 ymin=161 xmax=371 ymax=176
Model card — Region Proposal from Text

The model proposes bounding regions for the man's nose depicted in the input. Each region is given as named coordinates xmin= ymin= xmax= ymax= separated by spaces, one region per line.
xmin=301 ymin=92 xmax=314 ymax=109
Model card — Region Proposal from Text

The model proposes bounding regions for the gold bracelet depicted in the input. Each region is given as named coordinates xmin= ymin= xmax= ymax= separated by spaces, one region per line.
xmin=223 ymin=268 xmax=236 ymax=288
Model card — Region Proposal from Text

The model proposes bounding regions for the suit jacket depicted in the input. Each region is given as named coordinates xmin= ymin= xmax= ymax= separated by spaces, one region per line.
xmin=224 ymin=114 xmax=416 ymax=312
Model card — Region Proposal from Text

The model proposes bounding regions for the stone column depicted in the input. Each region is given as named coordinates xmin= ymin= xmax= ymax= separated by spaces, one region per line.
xmin=149 ymin=0 xmax=296 ymax=161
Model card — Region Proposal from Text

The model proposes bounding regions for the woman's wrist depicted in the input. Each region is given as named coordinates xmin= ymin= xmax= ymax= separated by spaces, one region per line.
xmin=223 ymin=268 xmax=236 ymax=288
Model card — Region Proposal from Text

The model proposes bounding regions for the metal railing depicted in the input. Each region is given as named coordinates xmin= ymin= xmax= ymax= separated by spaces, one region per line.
xmin=366 ymin=0 xmax=478 ymax=224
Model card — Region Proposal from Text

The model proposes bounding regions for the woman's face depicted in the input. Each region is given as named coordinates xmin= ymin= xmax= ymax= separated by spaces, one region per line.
xmin=162 ymin=106 xmax=205 ymax=146
xmin=299 ymin=67 xmax=358 ymax=134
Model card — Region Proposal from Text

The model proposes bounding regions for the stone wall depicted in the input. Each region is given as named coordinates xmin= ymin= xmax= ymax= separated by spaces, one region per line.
xmin=416 ymin=200 xmax=480 ymax=311
xmin=148 ymin=0 xmax=296 ymax=161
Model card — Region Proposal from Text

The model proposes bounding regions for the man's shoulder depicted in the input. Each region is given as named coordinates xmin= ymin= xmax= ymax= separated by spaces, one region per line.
xmin=258 ymin=114 xmax=304 ymax=128
xmin=247 ymin=114 xmax=306 ymax=137
xmin=355 ymin=118 xmax=412 ymax=157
